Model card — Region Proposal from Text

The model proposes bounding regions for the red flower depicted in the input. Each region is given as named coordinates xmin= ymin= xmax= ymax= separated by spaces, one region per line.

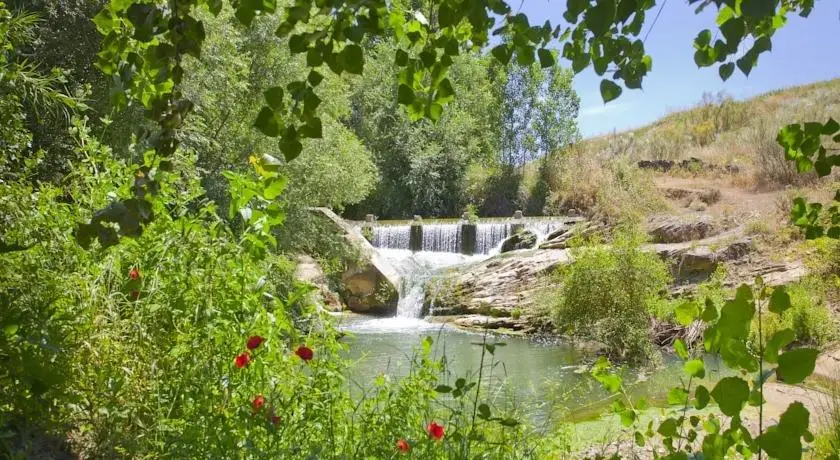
xmin=295 ymin=345 xmax=313 ymax=361
xmin=235 ymin=352 xmax=250 ymax=369
xmin=396 ymin=439 xmax=410 ymax=453
xmin=252 ymin=395 xmax=265 ymax=412
xmin=246 ymin=335 xmax=265 ymax=350
xmin=129 ymin=267 xmax=140 ymax=280
xmin=426 ymin=421 xmax=444 ymax=441
xmin=129 ymin=290 xmax=140 ymax=300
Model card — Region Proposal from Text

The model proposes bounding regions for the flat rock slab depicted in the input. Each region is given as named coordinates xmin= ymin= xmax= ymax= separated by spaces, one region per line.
xmin=429 ymin=249 xmax=571 ymax=318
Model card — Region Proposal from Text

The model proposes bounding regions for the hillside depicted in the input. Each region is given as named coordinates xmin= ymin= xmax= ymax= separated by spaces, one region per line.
xmin=521 ymin=78 xmax=840 ymax=226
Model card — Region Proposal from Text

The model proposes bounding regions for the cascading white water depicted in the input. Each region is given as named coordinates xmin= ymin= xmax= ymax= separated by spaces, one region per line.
xmin=370 ymin=219 xmax=567 ymax=254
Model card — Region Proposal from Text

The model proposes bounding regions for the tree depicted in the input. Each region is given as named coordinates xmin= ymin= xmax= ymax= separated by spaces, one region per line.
xmin=498 ymin=63 xmax=579 ymax=168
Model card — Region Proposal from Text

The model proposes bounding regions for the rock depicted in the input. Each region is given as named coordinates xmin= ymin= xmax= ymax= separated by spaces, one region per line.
xmin=655 ymin=236 xmax=753 ymax=280
xmin=500 ymin=230 xmax=537 ymax=253
xmin=539 ymin=221 xmax=603 ymax=250
xmin=428 ymin=249 xmax=571 ymax=322
xmin=638 ymin=159 xmax=675 ymax=172
xmin=647 ymin=215 xmax=717 ymax=243
xmin=451 ymin=314 xmax=530 ymax=332
xmin=663 ymin=187 xmax=721 ymax=207
xmin=308 ymin=207 xmax=400 ymax=315
xmin=296 ymin=255 xmax=343 ymax=312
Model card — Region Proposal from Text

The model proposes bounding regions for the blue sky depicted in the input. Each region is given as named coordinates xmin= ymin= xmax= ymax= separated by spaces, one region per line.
xmin=516 ymin=0 xmax=840 ymax=138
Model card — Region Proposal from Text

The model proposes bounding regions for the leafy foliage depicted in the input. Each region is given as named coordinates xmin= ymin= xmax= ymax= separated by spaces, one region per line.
xmin=592 ymin=281 xmax=821 ymax=458
xmin=555 ymin=230 xmax=671 ymax=362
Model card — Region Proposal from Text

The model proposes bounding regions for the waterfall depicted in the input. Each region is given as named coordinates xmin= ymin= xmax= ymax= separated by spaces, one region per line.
xmin=370 ymin=220 xmax=567 ymax=254
xmin=373 ymin=249 xmax=486 ymax=319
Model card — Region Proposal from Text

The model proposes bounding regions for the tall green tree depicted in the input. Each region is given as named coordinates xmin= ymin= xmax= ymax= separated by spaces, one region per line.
xmin=344 ymin=40 xmax=501 ymax=219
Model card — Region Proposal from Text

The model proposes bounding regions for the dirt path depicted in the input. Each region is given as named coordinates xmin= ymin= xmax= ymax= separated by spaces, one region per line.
xmin=653 ymin=175 xmax=784 ymax=223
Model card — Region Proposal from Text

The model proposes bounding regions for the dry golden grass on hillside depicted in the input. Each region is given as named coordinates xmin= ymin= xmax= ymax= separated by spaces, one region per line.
xmin=532 ymin=78 xmax=840 ymax=223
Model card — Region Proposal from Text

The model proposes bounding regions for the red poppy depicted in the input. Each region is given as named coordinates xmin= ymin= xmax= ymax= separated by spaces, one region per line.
xmin=235 ymin=352 xmax=250 ymax=369
xmin=252 ymin=395 xmax=265 ymax=412
xmin=295 ymin=345 xmax=313 ymax=361
xmin=396 ymin=439 xmax=410 ymax=453
xmin=246 ymin=335 xmax=265 ymax=350
xmin=129 ymin=290 xmax=140 ymax=300
xmin=426 ymin=421 xmax=444 ymax=441
xmin=129 ymin=267 xmax=140 ymax=280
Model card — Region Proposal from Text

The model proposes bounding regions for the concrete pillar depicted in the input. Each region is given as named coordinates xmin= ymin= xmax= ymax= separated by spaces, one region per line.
xmin=513 ymin=210 xmax=523 ymax=219
xmin=365 ymin=214 xmax=375 ymax=222
xmin=460 ymin=223 xmax=477 ymax=255
xmin=410 ymin=216 xmax=423 ymax=252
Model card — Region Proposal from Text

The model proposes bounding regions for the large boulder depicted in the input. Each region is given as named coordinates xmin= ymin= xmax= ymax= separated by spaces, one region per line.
xmin=500 ymin=230 xmax=537 ymax=253
xmin=308 ymin=208 xmax=400 ymax=315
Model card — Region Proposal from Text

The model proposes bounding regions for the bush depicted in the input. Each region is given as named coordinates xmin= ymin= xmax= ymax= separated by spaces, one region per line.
xmin=554 ymin=231 xmax=671 ymax=363
xmin=750 ymin=278 xmax=838 ymax=350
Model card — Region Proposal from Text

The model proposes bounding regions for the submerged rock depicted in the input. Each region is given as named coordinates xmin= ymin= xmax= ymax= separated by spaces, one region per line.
xmin=500 ymin=230 xmax=537 ymax=253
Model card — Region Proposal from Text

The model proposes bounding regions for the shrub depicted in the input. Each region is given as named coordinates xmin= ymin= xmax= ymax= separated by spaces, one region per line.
xmin=750 ymin=278 xmax=838 ymax=350
xmin=554 ymin=231 xmax=671 ymax=363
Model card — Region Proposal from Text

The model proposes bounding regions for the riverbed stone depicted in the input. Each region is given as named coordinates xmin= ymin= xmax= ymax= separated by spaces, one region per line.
xmin=500 ymin=230 xmax=537 ymax=253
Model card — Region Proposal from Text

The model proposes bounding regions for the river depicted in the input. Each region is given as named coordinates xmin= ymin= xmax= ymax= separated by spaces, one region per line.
xmin=337 ymin=246 xmax=725 ymax=422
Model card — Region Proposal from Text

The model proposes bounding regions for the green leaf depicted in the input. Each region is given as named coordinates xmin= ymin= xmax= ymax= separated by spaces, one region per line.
xmin=434 ymin=78 xmax=455 ymax=105
xmin=777 ymin=348 xmax=818 ymax=384
xmin=667 ymin=387 xmax=689 ymax=405
xmin=300 ymin=117 xmax=322 ymax=138
xmin=92 ymin=9 xmax=115 ymax=34
xmin=701 ymin=298 xmax=719 ymax=322
xmin=585 ymin=0 xmax=616 ymax=37
xmin=634 ymin=431 xmax=645 ymax=447
xmin=264 ymin=87 xmax=284 ymax=110
xmin=397 ymin=84 xmax=415 ymax=105
xmin=674 ymin=339 xmax=688 ymax=360
xmin=478 ymin=403 xmax=491 ymax=419
xmin=758 ymin=402 xmax=809 ymax=459
xmin=263 ymin=177 xmax=287 ymax=200
xmin=657 ymin=418 xmax=678 ymax=437
xmin=684 ymin=359 xmax=705 ymax=378
xmin=826 ymin=118 xmax=840 ymax=135
xmin=307 ymin=70 xmax=324 ymax=86
xmin=711 ymin=377 xmax=749 ymax=416
xmin=254 ymin=108 xmax=280 ymax=137
xmin=599 ymin=79 xmax=622 ymax=103
xmin=695 ymin=385 xmax=710 ymax=410
xmin=675 ymin=301 xmax=700 ymax=326
xmin=619 ymin=409 xmax=636 ymax=427
xmin=768 ymin=286 xmax=792 ymax=314
xmin=435 ymin=385 xmax=452 ymax=393
xmin=279 ymin=137 xmax=303 ymax=162
xmin=537 ymin=48 xmax=555 ymax=68
xmin=491 ymin=45 xmax=512 ymax=65
xmin=339 ymin=44 xmax=364 ymax=74
xmin=740 ymin=0 xmax=778 ymax=19
xmin=3 ymin=324 xmax=19 ymax=337
xmin=765 ymin=328 xmax=796 ymax=364
xmin=719 ymin=62 xmax=735 ymax=81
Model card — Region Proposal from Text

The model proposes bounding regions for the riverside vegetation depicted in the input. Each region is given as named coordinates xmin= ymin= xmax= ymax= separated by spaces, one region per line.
xmin=2 ymin=0 xmax=840 ymax=459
